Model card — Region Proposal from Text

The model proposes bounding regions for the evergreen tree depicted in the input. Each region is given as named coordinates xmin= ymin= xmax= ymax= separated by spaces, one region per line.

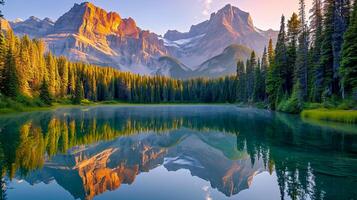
xmin=340 ymin=0 xmax=357 ymax=99
xmin=319 ymin=0 xmax=335 ymax=99
xmin=295 ymin=0 xmax=309 ymax=101
xmin=2 ymin=49 xmax=19 ymax=97
xmin=268 ymin=38 xmax=275 ymax=65
xmin=331 ymin=0 xmax=350 ymax=96
xmin=319 ymin=0 xmax=350 ymax=99
xmin=310 ymin=0 xmax=324 ymax=101
xmin=286 ymin=13 xmax=300 ymax=94
xmin=261 ymin=47 xmax=269 ymax=99
xmin=39 ymin=78 xmax=52 ymax=105
xmin=57 ymin=57 xmax=68 ymax=97
xmin=73 ymin=78 xmax=83 ymax=104
xmin=253 ymin=62 xmax=264 ymax=101
xmin=246 ymin=51 xmax=256 ymax=101
xmin=0 ymin=0 xmax=4 ymax=18
xmin=267 ymin=15 xmax=287 ymax=109
xmin=236 ymin=60 xmax=246 ymax=102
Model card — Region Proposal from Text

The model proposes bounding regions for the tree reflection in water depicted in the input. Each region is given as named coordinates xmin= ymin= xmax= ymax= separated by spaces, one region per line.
xmin=0 ymin=106 xmax=356 ymax=200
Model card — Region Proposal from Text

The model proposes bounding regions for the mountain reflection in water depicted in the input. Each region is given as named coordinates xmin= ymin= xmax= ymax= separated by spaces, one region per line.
xmin=0 ymin=105 xmax=356 ymax=200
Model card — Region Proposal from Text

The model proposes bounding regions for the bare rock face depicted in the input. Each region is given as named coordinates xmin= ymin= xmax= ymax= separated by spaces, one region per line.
xmin=44 ymin=2 xmax=168 ymax=74
xmin=10 ymin=16 xmax=54 ymax=37
xmin=163 ymin=4 xmax=278 ymax=68
xmin=8 ymin=2 xmax=277 ymax=78
xmin=192 ymin=44 xmax=252 ymax=78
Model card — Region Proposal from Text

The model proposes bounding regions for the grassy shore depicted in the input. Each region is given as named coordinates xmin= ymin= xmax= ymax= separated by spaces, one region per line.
xmin=301 ymin=109 xmax=357 ymax=124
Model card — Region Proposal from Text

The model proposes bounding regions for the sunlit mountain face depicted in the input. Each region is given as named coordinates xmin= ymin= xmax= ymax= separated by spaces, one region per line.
xmin=5 ymin=2 xmax=277 ymax=78
xmin=0 ymin=106 xmax=356 ymax=200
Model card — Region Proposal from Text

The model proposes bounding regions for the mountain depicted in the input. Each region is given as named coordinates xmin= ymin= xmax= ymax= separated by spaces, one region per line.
xmin=42 ymin=2 xmax=168 ymax=74
xmin=163 ymin=4 xmax=277 ymax=68
xmin=9 ymin=16 xmax=54 ymax=37
xmin=6 ymin=2 xmax=277 ymax=78
xmin=156 ymin=56 xmax=192 ymax=79
xmin=192 ymin=44 xmax=252 ymax=78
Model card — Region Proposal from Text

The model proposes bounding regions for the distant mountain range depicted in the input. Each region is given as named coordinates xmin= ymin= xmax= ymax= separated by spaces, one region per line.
xmin=4 ymin=2 xmax=277 ymax=78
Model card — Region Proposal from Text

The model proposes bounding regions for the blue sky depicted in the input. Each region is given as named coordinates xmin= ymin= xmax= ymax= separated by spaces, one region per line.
xmin=3 ymin=0 xmax=312 ymax=35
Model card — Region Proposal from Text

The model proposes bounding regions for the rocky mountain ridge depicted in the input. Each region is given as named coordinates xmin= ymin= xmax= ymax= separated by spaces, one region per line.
xmin=4 ymin=2 xmax=278 ymax=78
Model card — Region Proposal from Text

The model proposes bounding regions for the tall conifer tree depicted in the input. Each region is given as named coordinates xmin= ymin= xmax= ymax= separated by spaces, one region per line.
xmin=340 ymin=0 xmax=357 ymax=99
xmin=295 ymin=0 xmax=309 ymax=101
xmin=2 ymin=49 xmax=19 ymax=97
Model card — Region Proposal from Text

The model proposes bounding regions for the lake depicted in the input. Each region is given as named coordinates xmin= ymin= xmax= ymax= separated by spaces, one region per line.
xmin=0 ymin=105 xmax=356 ymax=200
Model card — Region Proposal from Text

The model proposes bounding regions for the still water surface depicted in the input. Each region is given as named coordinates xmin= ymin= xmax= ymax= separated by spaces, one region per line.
xmin=0 ymin=105 xmax=356 ymax=200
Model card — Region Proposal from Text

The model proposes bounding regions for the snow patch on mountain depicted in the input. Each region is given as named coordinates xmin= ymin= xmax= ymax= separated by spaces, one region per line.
xmin=159 ymin=34 xmax=205 ymax=48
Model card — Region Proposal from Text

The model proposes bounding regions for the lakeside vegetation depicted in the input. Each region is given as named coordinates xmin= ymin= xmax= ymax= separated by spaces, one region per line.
xmin=0 ymin=0 xmax=356 ymax=124
xmin=302 ymin=109 xmax=357 ymax=124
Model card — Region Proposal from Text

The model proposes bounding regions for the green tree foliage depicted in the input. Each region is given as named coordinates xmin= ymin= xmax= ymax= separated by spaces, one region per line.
xmin=295 ymin=0 xmax=309 ymax=101
xmin=267 ymin=15 xmax=287 ymax=109
xmin=253 ymin=61 xmax=265 ymax=102
xmin=73 ymin=77 xmax=83 ymax=104
xmin=246 ymin=51 xmax=256 ymax=101
xmin=318 ymin=0 xmax=335 ymax=99
xmin=309 ymin=0 xmax=324 ymax=101
xmin=286 ymin=13 xmax=300 ymax=95
xmin=268 ymin=38 xmax=275 ymax=64
xmin=39 ymin=78 xmax=52 ymax=105
xmin=1 ymin=49 xmax=19 ymax=97
xmin=236 ymin=60 xmax=246 ymax=102
xmin=0 ymin=0 xmax=4 ymax=18
xmin=340 ymin=0 xmax=357 ymax=99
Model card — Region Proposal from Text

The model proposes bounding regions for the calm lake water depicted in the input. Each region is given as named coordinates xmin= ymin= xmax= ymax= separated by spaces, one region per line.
xmin=0 ymin=105 xmax=356 ymax=200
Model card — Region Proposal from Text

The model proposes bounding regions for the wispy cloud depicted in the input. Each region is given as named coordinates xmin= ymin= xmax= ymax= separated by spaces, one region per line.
xmin=201 ymin=0 xmax=213 ymax=16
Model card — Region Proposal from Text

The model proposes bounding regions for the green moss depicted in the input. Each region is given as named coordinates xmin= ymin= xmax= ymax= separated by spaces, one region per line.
xmin=301 ymin=109 xmax=357 ymax=124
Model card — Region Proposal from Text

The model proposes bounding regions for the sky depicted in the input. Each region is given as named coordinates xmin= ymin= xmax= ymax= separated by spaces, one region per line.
xmin=2 ymin=0 xmax=312 ymax=35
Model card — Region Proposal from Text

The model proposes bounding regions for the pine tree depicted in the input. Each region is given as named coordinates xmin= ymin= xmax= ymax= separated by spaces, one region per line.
xmin=286 ymin=13 xmax=300 ymax=94
xmin=39 ymin=78 xmax=52 ymax=105
xmin=253 ymin=62 xmax=264 ymax=102
xmin=261 ymin=47 xmax=269 ymax=100
xmin=2 ymin=49 xmax=19 ymax=97
xmin=267 ymin=15 xmax=287 ymax=109
xmin=295 ymin=0 xmax=309 ymax=101
xmin=319 ymin=0 xmax=350 ymax=99
xmin=310 ymin=0 xmax=324 ymax=101
xmin=73 ymin=78 xmax=83 ymax=104
xmin=57 ymin=57 xmax=68 ymax=97
xmin=319 ymin=0 xmax=335 ymax=99
xmin=331 ymin=0 xmax=350 ymax=96
xmin=268 ymin=38 xmax=275 ymax=65
xmin=246 ymin=51 xmax=256 ymax=101
xmin=0 ymin=0 xmax=4 ymax=18
xmin=236 ymin=60 xmax=246 ymax=102
xmin=340 ymin=0 xmax=357 ymax=99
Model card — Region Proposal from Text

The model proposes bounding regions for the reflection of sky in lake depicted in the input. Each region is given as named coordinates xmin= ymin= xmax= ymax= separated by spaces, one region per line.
xmin=9 ymin=168 xmax=281 ymax=200
xmin=1 ymin=105 xmax=356 ymax=200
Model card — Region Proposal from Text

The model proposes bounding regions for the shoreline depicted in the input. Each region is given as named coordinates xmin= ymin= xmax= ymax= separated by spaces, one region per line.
xmin=1 ymin=102 xmax=356 ymax=125
xmin=0 ymin=102 xmax=234 ymax=115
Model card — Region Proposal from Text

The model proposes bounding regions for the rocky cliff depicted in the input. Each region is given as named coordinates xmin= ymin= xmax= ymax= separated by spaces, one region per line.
xmin=7 ymin=2 xmax=277 ymax=78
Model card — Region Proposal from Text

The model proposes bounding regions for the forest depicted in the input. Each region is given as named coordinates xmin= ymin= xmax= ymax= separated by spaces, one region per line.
xmin=0 ymin=0 xmax=356 ymax=114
